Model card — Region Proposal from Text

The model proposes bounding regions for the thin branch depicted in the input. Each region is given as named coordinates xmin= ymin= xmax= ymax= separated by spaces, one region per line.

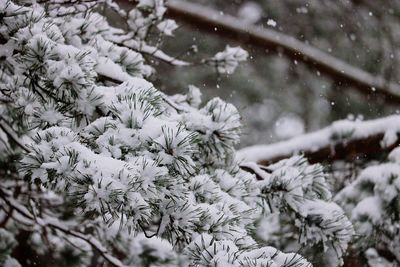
xmin=238 ymin=115 xmax=400 ymax=165
xmin=164 ymin=0 xmax=400 ymax=105
xmin=0 ymin=206 xmax=13 ymax=227
xmin=239 ymin=162 xmax=271 ymax=180
xmin=0 ymin=117 xmax=31 ymax=153
xmin=0 ymin=189 xmax=127 ymax=267
xmin=106 ymin=30 xmax=191 ymax=66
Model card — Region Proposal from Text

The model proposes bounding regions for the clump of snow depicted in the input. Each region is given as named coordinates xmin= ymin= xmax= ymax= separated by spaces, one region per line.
xmin=365 ymin=248 xmax=396 ymax=267
xmin=381 ymin=129 xmax=398 ymax=148
xmin=274 ymin=113 xmax=305 ymax=139
xmin=267 ymin=19 xmax=277 ymax=27
xmin=211 ymin=46 xmax=249 ymax=74
xmin=238 ymin=2 xmax=263 ymax=24
xmin=157 ymin=19 xmax=178 ymax=36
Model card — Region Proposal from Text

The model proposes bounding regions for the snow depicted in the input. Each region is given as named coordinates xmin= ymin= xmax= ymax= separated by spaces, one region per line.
xmin=240 ymin=161 xmax=271 ymax=180
xmin=3 ymin=1 xmax=359 ymax=266
xmin=274 ymin=114 xmax=304 ymax=139
xmin=3 ymin=258 xmax=21 ymax=267
xmin=256 ymin=213 xmax=280 ymax=241
xmin=237 ymin=2 xmax=262 ymax=24
xmin=212 ymin=46 xmax=248 ymax=74
xmin=336 ymin=155 xmax=400 ymax=248
xmin=365 ymin=248 xmax=395 ymax=267
xmin=381 ymin=129 xmax=398 ymax=148
xmin=128 ymin=234 xmax=176 ymax=263
xmin=267 ymin=19 xmax=277 ymax=27
xmin=118 ymin=39 xmax=190 ymax=66
xmin=296 ymin=7 xmax=308 ymax=14
xmin=96 ymin=57 xmax=132 ymax=82
xmin=389 ymin=146 xmax=400 ymax=162
xmin=157 ymin=19 xmax=178 ymax=36
xmin=351 ymin=196 xmax=383 ymax=224
xmin=238 ymin=115 xmax=400 ymax=163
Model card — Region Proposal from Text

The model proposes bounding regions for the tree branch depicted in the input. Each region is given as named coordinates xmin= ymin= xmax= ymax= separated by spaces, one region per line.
xmin=238 ymin=115 xmax=400 ymax=165
xmin=0 ymin=118 xmax=31 ymax=153
xmin=239 ymin=162 xmax=271 ymax=180
xmin=0 ymin=188 xmax=127 ymax=267
xmin=165 ymin=0 xmax=400 ymax=105
xmin=109 ymin=37 xmax=191 ymax=66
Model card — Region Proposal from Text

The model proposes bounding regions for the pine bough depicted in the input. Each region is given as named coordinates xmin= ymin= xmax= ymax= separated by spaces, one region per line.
xmin=0 ymin=1 xmax=355 ymax=266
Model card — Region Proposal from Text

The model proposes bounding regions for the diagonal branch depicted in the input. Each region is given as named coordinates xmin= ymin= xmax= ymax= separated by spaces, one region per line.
xmin=238 ymin=115 xmax=400 ymax=165
xmin=0 ymin=188 xmax=126 ymax=267
xmin=165 ymin=0 xmax=400 ymax=105
xmin=0 ymin=117 xmax=31 ymax=153
xmin=239 ymin=161 xmax=271 ymax=180
xmin=108 ymin=37 xmax=191 ymax=66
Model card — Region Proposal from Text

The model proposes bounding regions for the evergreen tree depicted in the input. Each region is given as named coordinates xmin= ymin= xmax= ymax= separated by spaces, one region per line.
xmin=0 ymin=1 xmax=354 ymax=266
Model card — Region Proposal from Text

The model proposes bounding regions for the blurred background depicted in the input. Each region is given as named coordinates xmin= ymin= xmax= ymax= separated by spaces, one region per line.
xmin=143 ymin=0 xmax=400 ymax=148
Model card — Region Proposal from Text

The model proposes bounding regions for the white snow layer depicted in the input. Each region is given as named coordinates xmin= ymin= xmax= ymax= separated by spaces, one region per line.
xmin=238 ymin=115 xmax=400 ymax=162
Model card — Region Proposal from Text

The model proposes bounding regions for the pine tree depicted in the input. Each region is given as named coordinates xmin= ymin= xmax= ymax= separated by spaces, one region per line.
xmin=0 ymin=1 xmax=354 ymax=266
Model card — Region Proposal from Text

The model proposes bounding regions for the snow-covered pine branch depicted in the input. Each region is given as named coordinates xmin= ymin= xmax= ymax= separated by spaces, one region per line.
xmin=0 ymin=0 xmax=353 ymax=266
xmin=336 ymin=147 xmax=400 ymax=266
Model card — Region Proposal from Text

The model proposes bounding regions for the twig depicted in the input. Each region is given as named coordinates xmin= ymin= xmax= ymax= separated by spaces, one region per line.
xmin=0 ymin=189 xmax=127 ymax=267
xmin=112 ymin=39 xmax=191 ymax=66
xmin=0 ymin=118 xmax=30 ymax=153
xmin=239 ymin=162 xmax=271 ymax=180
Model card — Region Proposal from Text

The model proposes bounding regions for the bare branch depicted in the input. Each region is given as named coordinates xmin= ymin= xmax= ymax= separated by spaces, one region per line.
xmin=129 ymin=41 xmax=191 ymax=66
xmin=0 ymin=188 xmax=127 ymax=267
xmin=165 ymin=0 xmax=400 ymax=105
xmin=0 ymin=117 xmax=31 ymax=153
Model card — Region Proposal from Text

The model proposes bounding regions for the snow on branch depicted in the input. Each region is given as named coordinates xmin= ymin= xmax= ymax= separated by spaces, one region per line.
xmin=164 ymin=0 xmax=400 ymax=105
xmin=238 ymin=115 xmax=400 ymax=165
xmin=108 ymin=37 xmax=191 ymax=66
